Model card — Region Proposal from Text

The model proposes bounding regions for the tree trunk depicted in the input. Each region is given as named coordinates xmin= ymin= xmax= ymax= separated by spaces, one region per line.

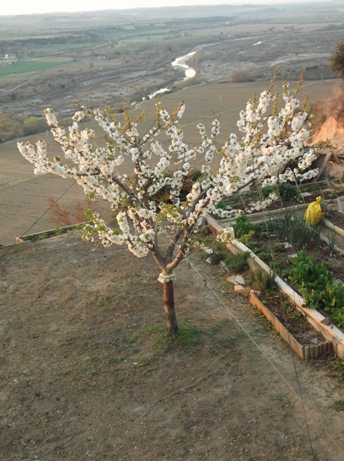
xmin=163 ymin=280 xmax=178 ymax=335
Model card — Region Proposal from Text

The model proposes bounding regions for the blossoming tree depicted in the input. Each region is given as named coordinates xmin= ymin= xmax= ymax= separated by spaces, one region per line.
xmin=18 ymin=83 xmax=317 ymax=334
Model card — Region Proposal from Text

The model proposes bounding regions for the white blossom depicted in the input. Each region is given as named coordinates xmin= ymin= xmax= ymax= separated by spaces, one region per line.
xmin=18 ymin=84 xmax=316 ymax=275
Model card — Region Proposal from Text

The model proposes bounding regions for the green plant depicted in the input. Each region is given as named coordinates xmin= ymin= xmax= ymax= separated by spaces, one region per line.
xmin=261 ymin=182 xmax=301 ymax=202
xmin=38 ymin=232 xmax=48 ymax=240
xmin=278 ymin=182 xmax=302 ymax=202
xmin=331 ymin=357 xmax=344 ymax=381
xmin=253 ymin=311 xmax=272 ymax=330
xmin=331 ymin=308 xmax=344 ymax=328
xmin=201 ymin=235 xmax=227 ymax=253
xmin=289 ymin=251 xmax=344 ymax=315
xmin=203 ymin=251 xmax=227 ymax=265
xmin=224 ymin=251 xmax=250 ymax=272
xmin=289 ymin=250 xmax=333 ymax=293
xmin=273 ymin=242 xmax=285 ymax=252
xmin=125 ymin=333 xmax=138 ymax=345
xmin=263 ymin=212 xmax=322 ymax=249
xmin=233 ymin=215 xmax=256 ymax=239
xmin=331 ymin=400 xmax=344 ymax=412
xmin=139 ymin=357 xmax=149 ymax=367
xmin=239 ymin=230 xmax=255 ymax=243
xmin=55 ymin=227 xmax=64 ymax=235
xmin=302 ymin=184 xmax=319 ymax=192
xmin=215 ymin=201 xmax=227 ymax=211
xmin=248 ymin=269 xmax=275 ymax=291
xmin=227 ymin=195 xmax=241 ymax=205
xmin=328 ymin=231 xmax=336 ymax=256
xmin=145 ymin=322 xmax=200 ymax=353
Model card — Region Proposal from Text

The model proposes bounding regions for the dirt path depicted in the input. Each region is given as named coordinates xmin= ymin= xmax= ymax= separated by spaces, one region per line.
xmin=1 ymin=230 xmax=344 ymax=460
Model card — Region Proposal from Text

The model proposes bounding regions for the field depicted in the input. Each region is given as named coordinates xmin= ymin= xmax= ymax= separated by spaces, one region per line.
xmin=0 ymin=61 xmax=62 ymax=77
xmin=1 ymin=2 xmax=344 ymax=121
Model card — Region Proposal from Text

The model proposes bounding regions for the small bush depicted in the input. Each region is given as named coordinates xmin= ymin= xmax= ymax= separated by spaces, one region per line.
xmin=202 ymin=251 xmax=227 ymax=265
xmin=215 ymin=201 xmax=227 ymax=210
xmin=248 ymin=269 xmax=275 ymax=291
xmin=233 ymin=215 xmax=256 ymax=239
xmin=225 ymin=251 xmax=250 ymax=272
xmin=261 ymin=182 xmax=301 ymax=202
xmin=230 ymin=69 xmax=253 ymax=83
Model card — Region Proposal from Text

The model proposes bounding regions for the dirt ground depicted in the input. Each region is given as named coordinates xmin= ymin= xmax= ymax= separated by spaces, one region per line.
xmin=1 ymin=230 xmax=344 ymax=460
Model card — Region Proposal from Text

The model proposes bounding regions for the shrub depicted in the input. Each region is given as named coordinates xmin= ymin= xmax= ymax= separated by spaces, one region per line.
xmin=261 ymin=182 xmax=301 ymax=202
xmin=230 ymin=69 xmax=253 ymax=83
xmin=225 ymin=251 xmax=250 ymax=272
xmin=233 ymin=215 xmax=256 ymax=240
xmin=248 ymin=269 xmax=275 ymax=291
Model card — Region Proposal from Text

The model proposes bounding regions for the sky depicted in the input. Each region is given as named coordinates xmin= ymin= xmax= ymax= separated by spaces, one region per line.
xmin=0 ymin=0 xmax=329 ymax=17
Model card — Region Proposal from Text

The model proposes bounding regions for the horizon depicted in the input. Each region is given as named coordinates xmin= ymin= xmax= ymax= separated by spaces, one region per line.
xmin=0 ymin=0 xmax=332 ymax=17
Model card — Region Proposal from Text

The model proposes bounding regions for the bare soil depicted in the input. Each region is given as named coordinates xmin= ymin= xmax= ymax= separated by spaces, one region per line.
xmin=255 ymin=291 xmax=327 ymax=346
xmin=1 ymin=230 xmax=344 ymax=460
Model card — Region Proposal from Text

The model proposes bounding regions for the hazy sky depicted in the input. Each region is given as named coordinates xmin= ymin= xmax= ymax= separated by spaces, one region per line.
xmin=0 ymin=0 xmax=328 ymax=17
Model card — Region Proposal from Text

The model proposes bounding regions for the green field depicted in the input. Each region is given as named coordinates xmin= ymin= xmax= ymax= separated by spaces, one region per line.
xmin=0 ymin=61 xmax=61 ymax=77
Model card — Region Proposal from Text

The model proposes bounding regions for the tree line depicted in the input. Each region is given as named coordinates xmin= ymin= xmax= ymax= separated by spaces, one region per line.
xmin=0 ymin=114 xmax=47 ymax=143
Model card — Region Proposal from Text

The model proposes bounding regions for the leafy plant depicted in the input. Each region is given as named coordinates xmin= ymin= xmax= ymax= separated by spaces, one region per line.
xmin=331 ymin=400 xmax=344 ymax=411
xmin=215 ymin=201 xmax=227 ymax=210
xmin=289 ymin=251 xmax=344 ymax=315
xmin=273 ymin=242 xmax=285 ymax=252
xmin=262 ymin=212 xmax=322 ymax=249
xmin=201 ymin=235 xmax=227 ymax=253
xmin=202 ymin=251 xmax=227 ymax=265
xmin=331 ymin=308 xmax=344 ymax=328
xmin=261 ymin=182 xmax=301 ymax=202
xmin=331 ymin=357 xmax=344 ymax=381
xmin=289 ymin=250 xmax=333 ymax=293
xmin=233 ymin=215 xmax=256 ymax=239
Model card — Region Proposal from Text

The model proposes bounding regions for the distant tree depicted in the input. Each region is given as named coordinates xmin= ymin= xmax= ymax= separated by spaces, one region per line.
xmin=0 ymin=114 xmax=23 ymax=142
xmin=330 ymin=36 xmax=344 ymax=80
xmin=230 ymin=69 xmax=253 ymax=83
xmin=18 ymin=83 xmax=317 ymax=334
xmin=0 ymin=114 xmax=46 ymax=143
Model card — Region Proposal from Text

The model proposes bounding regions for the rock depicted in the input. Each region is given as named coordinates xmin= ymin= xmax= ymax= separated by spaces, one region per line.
xmin=200 ymin=245 xmax=213 ymax=254
xmin=321 ymin=317 xmax=331 ymax=326
xmin=227 ymin=275 xmax=245 ymax=285
xmin=233 ymin=284 xmax=250 ymax=297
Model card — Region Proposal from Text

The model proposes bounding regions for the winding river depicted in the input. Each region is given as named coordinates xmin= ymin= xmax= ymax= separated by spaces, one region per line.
xmin=147 ymin=51 xmax=197 ymax=100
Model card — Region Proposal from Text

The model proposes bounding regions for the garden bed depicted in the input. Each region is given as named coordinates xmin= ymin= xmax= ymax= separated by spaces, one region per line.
xmin=250 ymin=291 xmax=331 ymax=360
xmin=206 ymin=215 xmax=344 ymax=358
xmin=216 ymin=182 xmax=340 ymax=218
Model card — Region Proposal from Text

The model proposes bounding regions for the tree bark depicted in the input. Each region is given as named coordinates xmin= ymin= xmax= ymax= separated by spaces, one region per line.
xmin=163 ymin=280 xmax=178 ymax=335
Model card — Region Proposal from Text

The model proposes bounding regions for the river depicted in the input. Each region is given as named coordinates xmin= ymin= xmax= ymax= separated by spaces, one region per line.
xmin=147 ymin=51 xmax=197 ymax=100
